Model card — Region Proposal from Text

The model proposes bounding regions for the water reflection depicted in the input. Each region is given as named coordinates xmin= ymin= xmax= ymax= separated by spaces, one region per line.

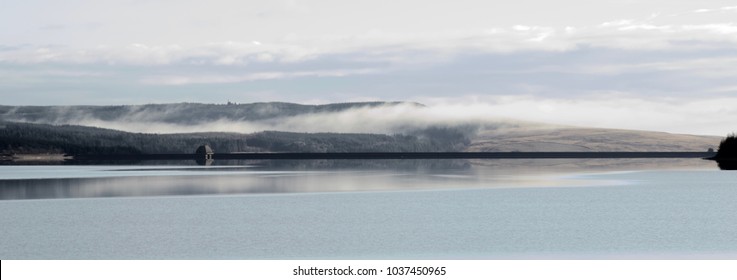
xmin=195 ymin=158 xmax=214 ymax=166
xmin=716 ymin=160 xmax=737 ymax=170
xmin=203 ymin=158 xmax=718 ymax=171
xmin=0 ymin=170 xmax=473 ymax=200
xmin=0 ymin=158 xmax=720 ymax=200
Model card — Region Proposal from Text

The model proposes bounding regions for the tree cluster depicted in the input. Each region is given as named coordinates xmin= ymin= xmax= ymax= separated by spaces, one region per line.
xmin=1 ymin=122 xmax=470 ymax=155
xmin=716 ymin=133 xmax=737 ymax=159
xmin=246 ymin=129 xmax=466 ymax=152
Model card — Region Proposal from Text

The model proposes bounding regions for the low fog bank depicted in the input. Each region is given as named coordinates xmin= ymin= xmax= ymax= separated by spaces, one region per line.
xmin=0 ymin=101 xmax=722 ymax=152
xmin=0 ymin=102 xmax=543 ymax=136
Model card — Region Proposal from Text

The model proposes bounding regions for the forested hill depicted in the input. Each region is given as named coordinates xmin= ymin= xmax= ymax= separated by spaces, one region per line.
xmin=0 ymin=102 xmax=422 ymax=125
xmin=0 ymin=122 xmax=469 ymax=155
xmin=0 ymin=101 xmax=721 ymax=154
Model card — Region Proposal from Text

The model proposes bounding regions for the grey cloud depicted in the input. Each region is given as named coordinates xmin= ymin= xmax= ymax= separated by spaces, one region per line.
xmin=139 ymin=68 xmax=380 ymax=86
xmin=4 ymin=19 xmax=737 ymax=66
xmin=3 ymin=46 xmax=737 ymax=106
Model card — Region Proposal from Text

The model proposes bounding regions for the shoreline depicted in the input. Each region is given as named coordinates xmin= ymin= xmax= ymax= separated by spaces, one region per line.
xmin=1 ymin=154 xmax=71 ymax=162
xmin=72 ymin=151 xmax=717 ymax=161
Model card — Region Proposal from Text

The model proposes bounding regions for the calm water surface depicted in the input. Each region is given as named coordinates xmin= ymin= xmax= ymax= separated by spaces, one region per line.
xmin=0 ymin=159 xmax=735 ymax=259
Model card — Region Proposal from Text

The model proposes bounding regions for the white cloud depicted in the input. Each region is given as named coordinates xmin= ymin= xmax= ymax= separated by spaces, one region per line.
xmin=3 ymin=18 xmax=737 ymax=66
xmin=599 ymin=19 xmax=634 ymax=27
xmin=617 ymin=24 xmax=672 ymax=31
xmin=692 ymin=5 xmax=737 ymax=13
xmin=570 ymin=56 xmax=737 ymax=77
xmin=682 ymin=23 xmax=737 ymax=34
xmin=140 ymin=68 xmax=379 ymax=85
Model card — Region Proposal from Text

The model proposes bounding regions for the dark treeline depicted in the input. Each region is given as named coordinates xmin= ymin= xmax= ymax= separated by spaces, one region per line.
xmin=715 ymin=133 xmax=737 ymax=159
xmin=1 ymin=122 xmax=146 ymax=155
xmin=1 ymin=122 xmax=469 ymax=155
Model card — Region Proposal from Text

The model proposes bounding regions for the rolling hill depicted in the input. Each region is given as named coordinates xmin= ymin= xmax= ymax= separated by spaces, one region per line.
xmin=0 ymin=102 xmax=722 ymax=154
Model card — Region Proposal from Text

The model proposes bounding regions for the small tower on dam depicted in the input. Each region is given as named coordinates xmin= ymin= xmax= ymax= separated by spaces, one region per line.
xmin=195 ymin=145 xmax=214 ymax=160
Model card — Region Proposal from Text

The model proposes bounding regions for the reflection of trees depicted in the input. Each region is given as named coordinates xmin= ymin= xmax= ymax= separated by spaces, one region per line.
xmin=220 ymin=159 xmax=472 ymax=171
xmin=717 ymin=160 xmax=737 ymax=170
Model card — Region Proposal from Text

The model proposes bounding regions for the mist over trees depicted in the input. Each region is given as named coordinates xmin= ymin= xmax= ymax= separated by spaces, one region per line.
xmin=0 ymin=102 xmax=423 ymax=125
xmin=2 ymin=101 xmax=720 ymax=155
xmin=0 ymin=102 xmax=475 ymax=155
xmin=247 ymin=128 xmax=469 ymax=152
xmin=0 ymin=122 xmax=470 ymax=155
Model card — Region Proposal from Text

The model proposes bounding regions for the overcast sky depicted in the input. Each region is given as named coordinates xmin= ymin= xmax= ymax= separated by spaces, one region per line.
xmin=1 ymin=0 xmax=737 ymax=135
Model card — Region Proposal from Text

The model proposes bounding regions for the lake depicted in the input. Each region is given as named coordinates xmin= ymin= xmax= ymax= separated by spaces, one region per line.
xmin=1 ymin=159 xmax=735 ymax=259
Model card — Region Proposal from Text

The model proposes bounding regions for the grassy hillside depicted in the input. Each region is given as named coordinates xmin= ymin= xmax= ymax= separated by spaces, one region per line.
xmin=466 ymin=126 xmax=720 ymax=152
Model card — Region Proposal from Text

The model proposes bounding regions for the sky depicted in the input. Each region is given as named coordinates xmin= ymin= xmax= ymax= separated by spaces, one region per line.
xmin=1 ymin=0 xmax=737 ymax=135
